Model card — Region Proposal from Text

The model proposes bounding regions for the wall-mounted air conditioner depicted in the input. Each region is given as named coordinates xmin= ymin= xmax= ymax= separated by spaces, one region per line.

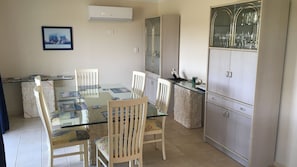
xmin=88 ymin=5 xmax=133 ymax=21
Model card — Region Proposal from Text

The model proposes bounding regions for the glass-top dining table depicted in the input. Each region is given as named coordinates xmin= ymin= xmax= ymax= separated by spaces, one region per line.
xmin=53 ymin=84 xmax=167 ymax=165
xmin=54 ymin=84 xmax=167 ymax=128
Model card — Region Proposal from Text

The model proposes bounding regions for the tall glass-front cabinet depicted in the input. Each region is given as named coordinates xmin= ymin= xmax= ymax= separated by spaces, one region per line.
xmin=144 ymin=15 xmax=180 ymax=104
xmin=205 ymin=0 xmax=290 ymax=166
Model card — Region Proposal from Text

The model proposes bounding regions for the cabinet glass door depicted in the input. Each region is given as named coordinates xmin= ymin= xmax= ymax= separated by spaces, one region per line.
xmin=233 ymin=2 xmax=261 ymax=49
xmin=210 ymin=7 xmax=233 ymax=48
xmin=145 ymin=17 xmax=160 ymax=74
xmin=210 ymin=1 xmax=261 ymax=50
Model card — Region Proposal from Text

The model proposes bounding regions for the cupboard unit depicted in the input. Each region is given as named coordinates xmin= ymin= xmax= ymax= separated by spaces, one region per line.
xmin=144 ymin=15 xmax=180 ymax=105
xmin=204 ymin=0 xmax=290 ymax=167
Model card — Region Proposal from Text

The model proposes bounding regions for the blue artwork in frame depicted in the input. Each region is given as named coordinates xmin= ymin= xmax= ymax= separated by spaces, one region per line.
xmin=42 ymin=26 xmax=73 ymax=50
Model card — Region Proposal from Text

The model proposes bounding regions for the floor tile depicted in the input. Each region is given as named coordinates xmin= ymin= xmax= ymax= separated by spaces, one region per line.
xmin=3 ymin=115 xmax=243 ymax=167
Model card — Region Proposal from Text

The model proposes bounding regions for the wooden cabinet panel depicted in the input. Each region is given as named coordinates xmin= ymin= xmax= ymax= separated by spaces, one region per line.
xmin=208 ymin=49 xmax=257 ymax=105
xmin=206 ymin=101 xmax=251 ymax=160
xmin=208 ymin=49 xmax=230 ymax=96
xmin=229 ymin=51 xmax=257 ymax=105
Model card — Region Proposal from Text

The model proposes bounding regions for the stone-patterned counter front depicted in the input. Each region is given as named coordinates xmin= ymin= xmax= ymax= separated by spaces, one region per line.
xmin=174 ymin=81 xmax=205 ymax=128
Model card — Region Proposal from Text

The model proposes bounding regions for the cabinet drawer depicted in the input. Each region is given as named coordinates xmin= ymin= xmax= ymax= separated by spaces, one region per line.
xmin=207 ymin=92 xmax=253 ymax=116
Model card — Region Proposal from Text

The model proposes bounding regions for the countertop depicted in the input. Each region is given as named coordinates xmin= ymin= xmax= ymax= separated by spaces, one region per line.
xmin=3 ymin=75 xmax=74 ymax=83
xmin=167 ymin=78 xmax=206 ymax=94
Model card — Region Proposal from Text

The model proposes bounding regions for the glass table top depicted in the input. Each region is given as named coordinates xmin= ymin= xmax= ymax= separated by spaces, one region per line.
xmin=53 ymin=85 xmax=167 ymax=128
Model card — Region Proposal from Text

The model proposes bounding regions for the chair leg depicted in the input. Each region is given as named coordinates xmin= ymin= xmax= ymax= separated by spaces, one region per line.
xmin=80 ymin=144 xmax=83 ymax=161
xmin=49 ymin=148 xmax=53 ymax=167
xmin=138 ymin=157 xmax=143 ymax=167
xmin=84 ymin=142 xmax=88 ymax=167
xmin=154 ymin=134 xmax=158 ymax=150
xmin=109 ymin=162 xmax=114 ymax=167
xmin=96 ymin=146 xmax=100 ymax=167
xmin=162 ymin=132 xmax=166 ymax=160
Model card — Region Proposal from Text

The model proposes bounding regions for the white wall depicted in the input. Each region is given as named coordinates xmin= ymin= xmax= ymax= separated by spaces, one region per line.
xmin=0 ymin=0 xmax=158 ymax=115
xmin=1 ymin=0 xmax=297 ymax=166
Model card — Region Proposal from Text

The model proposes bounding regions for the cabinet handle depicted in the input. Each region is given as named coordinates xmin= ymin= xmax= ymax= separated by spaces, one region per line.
xmin=240 ymin=107 xmax=246 ymax=111
xmin=225 ymin=71 xmax=229 ymax=77
xmin=223 ymin=111 xmax=230 ymax=118
xmin=229 ymin=71 xmax=232 ymax=78
xmin=226 ymin=111 xmax=230 ymax=118
xmin=225 ymin=71 xmax=232 ymax=78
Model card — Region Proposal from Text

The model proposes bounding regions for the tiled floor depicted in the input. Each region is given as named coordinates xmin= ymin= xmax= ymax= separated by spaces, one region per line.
xmin=3 ymin=114 xmax=243 ymax=167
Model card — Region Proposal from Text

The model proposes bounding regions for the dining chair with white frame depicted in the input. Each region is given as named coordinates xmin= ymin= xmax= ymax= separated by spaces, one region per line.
xmin=34 ymin=86 xmax=90 ymax=167
xmin=95 ymin=97 xmax=148 ymax=167
xmin=75 ymin=68 xmax=99 ymax=97
xmin=144 ymin=78 xmax=172 ymax=160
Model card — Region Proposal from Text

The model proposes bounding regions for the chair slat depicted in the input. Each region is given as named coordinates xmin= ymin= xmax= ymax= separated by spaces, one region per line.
xmin=132 ymin=71 xmax=146 ymax=97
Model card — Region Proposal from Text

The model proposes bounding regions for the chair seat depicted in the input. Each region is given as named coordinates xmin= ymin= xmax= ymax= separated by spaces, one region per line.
xmin=145 ymin=119 xmax=162 ymax=132
xmin=95 ymin=136 xmax=109 ymax=160
xmin=52 ymin=127 xmax=89 ymax=145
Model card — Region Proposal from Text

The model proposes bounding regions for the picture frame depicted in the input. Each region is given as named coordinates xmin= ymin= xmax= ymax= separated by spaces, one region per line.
xmin=41 ymin=26 xmax=73 ymax=50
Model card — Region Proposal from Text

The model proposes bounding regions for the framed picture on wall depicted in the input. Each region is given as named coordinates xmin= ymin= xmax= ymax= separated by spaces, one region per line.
xmin=41 ymin=26 xmax=73 ymax=50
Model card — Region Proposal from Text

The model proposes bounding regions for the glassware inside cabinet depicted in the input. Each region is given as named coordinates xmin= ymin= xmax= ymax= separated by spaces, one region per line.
xmin=210 ymin=7 xmax=233 ymax=48
xmin=233 ymin=1 xmax=261 ymax=49
xmin=210 ymin=1 xmax=261 ymax=50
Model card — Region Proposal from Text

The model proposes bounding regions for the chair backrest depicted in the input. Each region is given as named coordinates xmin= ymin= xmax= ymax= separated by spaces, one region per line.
xmin=34 ymin=75 xmax=41 ymax=86
xmin=75 ymin=68 xmax=99 ymax=97
xmin=131 ymin=71 xmax=146 ymax=97
xmin=33 ymin=86 xmax=53 ymax=143
xmin=155 ymin=78 xmax=171 ymax=114
xmin=107 ymin=97 xmax=148 ymax=163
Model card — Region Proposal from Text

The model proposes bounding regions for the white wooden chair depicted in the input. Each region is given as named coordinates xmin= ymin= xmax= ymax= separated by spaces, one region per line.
xmin=95 ymin=97 xmax=148 ymax=167
xmin=143 ymin=78 xmax=171 ymax=160
xmin=34 ymin=76 xmax=58 ymax=125
xmin=33 ymin=86 xmax=89 ymax=167
xmin=131 ymin=71 xmax=146 ymax=97
xmin=75 ymin=68 xmax=99 ymax=97
xmin=34 ymin=75 xmax=41 ymax=86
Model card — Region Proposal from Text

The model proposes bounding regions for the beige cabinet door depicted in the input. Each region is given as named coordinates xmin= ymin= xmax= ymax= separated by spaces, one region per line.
xmin=206 ymin=101 xmax=251 ymax=160
xmin=208 ymin=49 xmax=230 ymax=96
xmin=208 ymin=49 xmax=257 ymax=105
xmin=229 ymin=50 xmax=257 ymax=105
xmin=234 ymin=112 xmax=251 ymax=159
xmin=205 ymin=102 xmax=229 ymax=145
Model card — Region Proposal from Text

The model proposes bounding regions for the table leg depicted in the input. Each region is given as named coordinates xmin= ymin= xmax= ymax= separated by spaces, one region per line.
xmin=88 ymin=124 xmax=108 ymax=165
